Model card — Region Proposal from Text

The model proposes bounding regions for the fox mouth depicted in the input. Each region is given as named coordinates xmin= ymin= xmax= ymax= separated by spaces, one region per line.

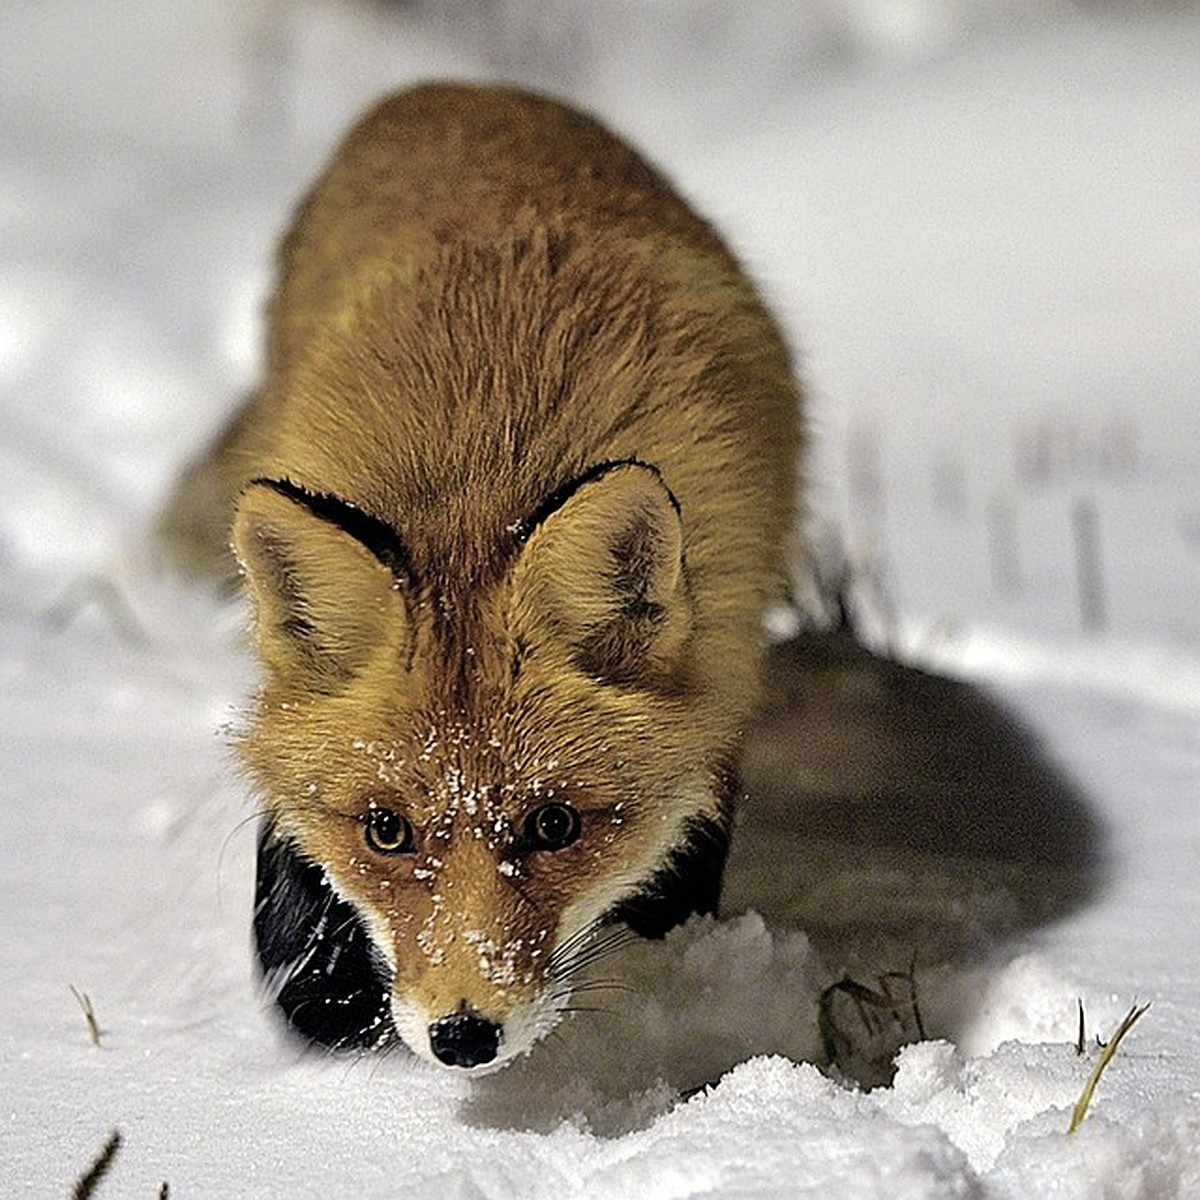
xmin=388 ymin=985 xmax=572 ymax=1072
xmin=390 ymin=1000 xmax=516 ymax=1072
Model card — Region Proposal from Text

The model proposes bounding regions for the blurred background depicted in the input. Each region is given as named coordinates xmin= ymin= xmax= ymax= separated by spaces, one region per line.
xmin=2 ymin=9 xmax=1199 ymax=1179
xmin=2 ymin=0 xmax=1197 ymax=653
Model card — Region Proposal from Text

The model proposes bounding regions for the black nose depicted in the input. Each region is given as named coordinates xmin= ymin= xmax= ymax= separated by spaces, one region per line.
xmin=428 ymin=1011 xmax=501 ymax=1068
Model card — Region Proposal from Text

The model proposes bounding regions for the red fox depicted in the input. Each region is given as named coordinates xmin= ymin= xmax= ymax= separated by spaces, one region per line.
xmin=163 ymin=83 xmax=800 ymax=1070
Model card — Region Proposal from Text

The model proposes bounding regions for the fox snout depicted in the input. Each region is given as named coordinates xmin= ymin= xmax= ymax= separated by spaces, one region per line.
xmin=427 ymin=1009 xmax=501 ymax=1069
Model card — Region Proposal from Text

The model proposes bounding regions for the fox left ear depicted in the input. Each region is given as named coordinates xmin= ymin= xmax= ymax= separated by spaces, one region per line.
xmin=231 ymin=481 xmax=409 ymax=691
xmin=511 ymin=462 xmax=692 ymax=686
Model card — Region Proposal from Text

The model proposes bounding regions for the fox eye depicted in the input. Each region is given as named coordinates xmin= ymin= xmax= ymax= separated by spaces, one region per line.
xmin=522 ymin=802 xmax=581 ymax=851
xmin=364 ymin=805 xmax=414 ymax=855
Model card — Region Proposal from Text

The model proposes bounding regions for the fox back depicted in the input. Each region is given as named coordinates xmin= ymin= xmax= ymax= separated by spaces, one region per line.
xmin=171 ymin=83 xmax=800 ymax=1069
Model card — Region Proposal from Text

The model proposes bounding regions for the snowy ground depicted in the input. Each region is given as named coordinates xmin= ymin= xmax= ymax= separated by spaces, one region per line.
xmin=3 ymin=2 xmax=1199 ymax=1196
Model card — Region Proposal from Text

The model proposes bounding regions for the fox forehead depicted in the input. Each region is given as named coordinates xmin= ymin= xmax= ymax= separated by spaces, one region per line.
xmin=341 ymin=721 xmax=619 ymax=822
xmin=295 ymin=713 xmax=654 ymax=913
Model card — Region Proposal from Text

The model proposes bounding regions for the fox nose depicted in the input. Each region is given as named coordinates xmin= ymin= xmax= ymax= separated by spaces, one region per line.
xmin=428 ymin=1010 xmax=501 ymax=1068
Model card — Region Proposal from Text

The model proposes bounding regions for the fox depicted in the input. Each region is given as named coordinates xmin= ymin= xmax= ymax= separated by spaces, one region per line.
xmin=161 ymin=82 xmax=801 ymax=1071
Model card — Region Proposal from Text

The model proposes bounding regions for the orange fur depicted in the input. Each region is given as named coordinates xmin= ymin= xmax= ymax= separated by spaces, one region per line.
xmin=170 ymin=83 xmax=801 ymax=1067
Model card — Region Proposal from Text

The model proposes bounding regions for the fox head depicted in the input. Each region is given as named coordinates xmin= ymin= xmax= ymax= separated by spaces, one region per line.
xmin=232 ymin=461 xmax=732 ymax=1070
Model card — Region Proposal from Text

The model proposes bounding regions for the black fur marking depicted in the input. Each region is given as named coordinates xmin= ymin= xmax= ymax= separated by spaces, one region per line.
xmin=510 ymin=458 xmax=681 ymax=547
xmin=254 ymin=821 xmax=394 ymax=1050
xmin=250 ymin=477 xmax=417 ymax=587
xmin=607 ymin=808 xmax=734 ymax=939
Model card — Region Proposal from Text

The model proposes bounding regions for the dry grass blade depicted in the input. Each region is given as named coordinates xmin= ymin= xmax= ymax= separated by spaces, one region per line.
xmin=71 ymin=1130 xmax=121 ymax=1199
xmin=1068 ymin=1002 xmax=1150 ymax=1134
xmin=69 ymin=984 xmax=103 ymax=1047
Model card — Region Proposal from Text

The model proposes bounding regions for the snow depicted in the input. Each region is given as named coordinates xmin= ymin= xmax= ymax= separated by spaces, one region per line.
xmin=3 ymin=1 xmax=1200 ymax=1196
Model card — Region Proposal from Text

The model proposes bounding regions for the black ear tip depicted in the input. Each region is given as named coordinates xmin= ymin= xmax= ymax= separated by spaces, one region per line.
xmin=241 ymin=478 xmax=414 ymax=581
xmin=254 ymin=822 xmax=395 ymax=1050
xmin=516 ymin=458 xmax=679 ymax=545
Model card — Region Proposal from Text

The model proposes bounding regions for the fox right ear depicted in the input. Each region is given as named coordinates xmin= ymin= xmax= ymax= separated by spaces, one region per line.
xmin=231 ymin=481 xmax=409 ymax=691
xmin=511 ymin=461 xmax=692 ymax=687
